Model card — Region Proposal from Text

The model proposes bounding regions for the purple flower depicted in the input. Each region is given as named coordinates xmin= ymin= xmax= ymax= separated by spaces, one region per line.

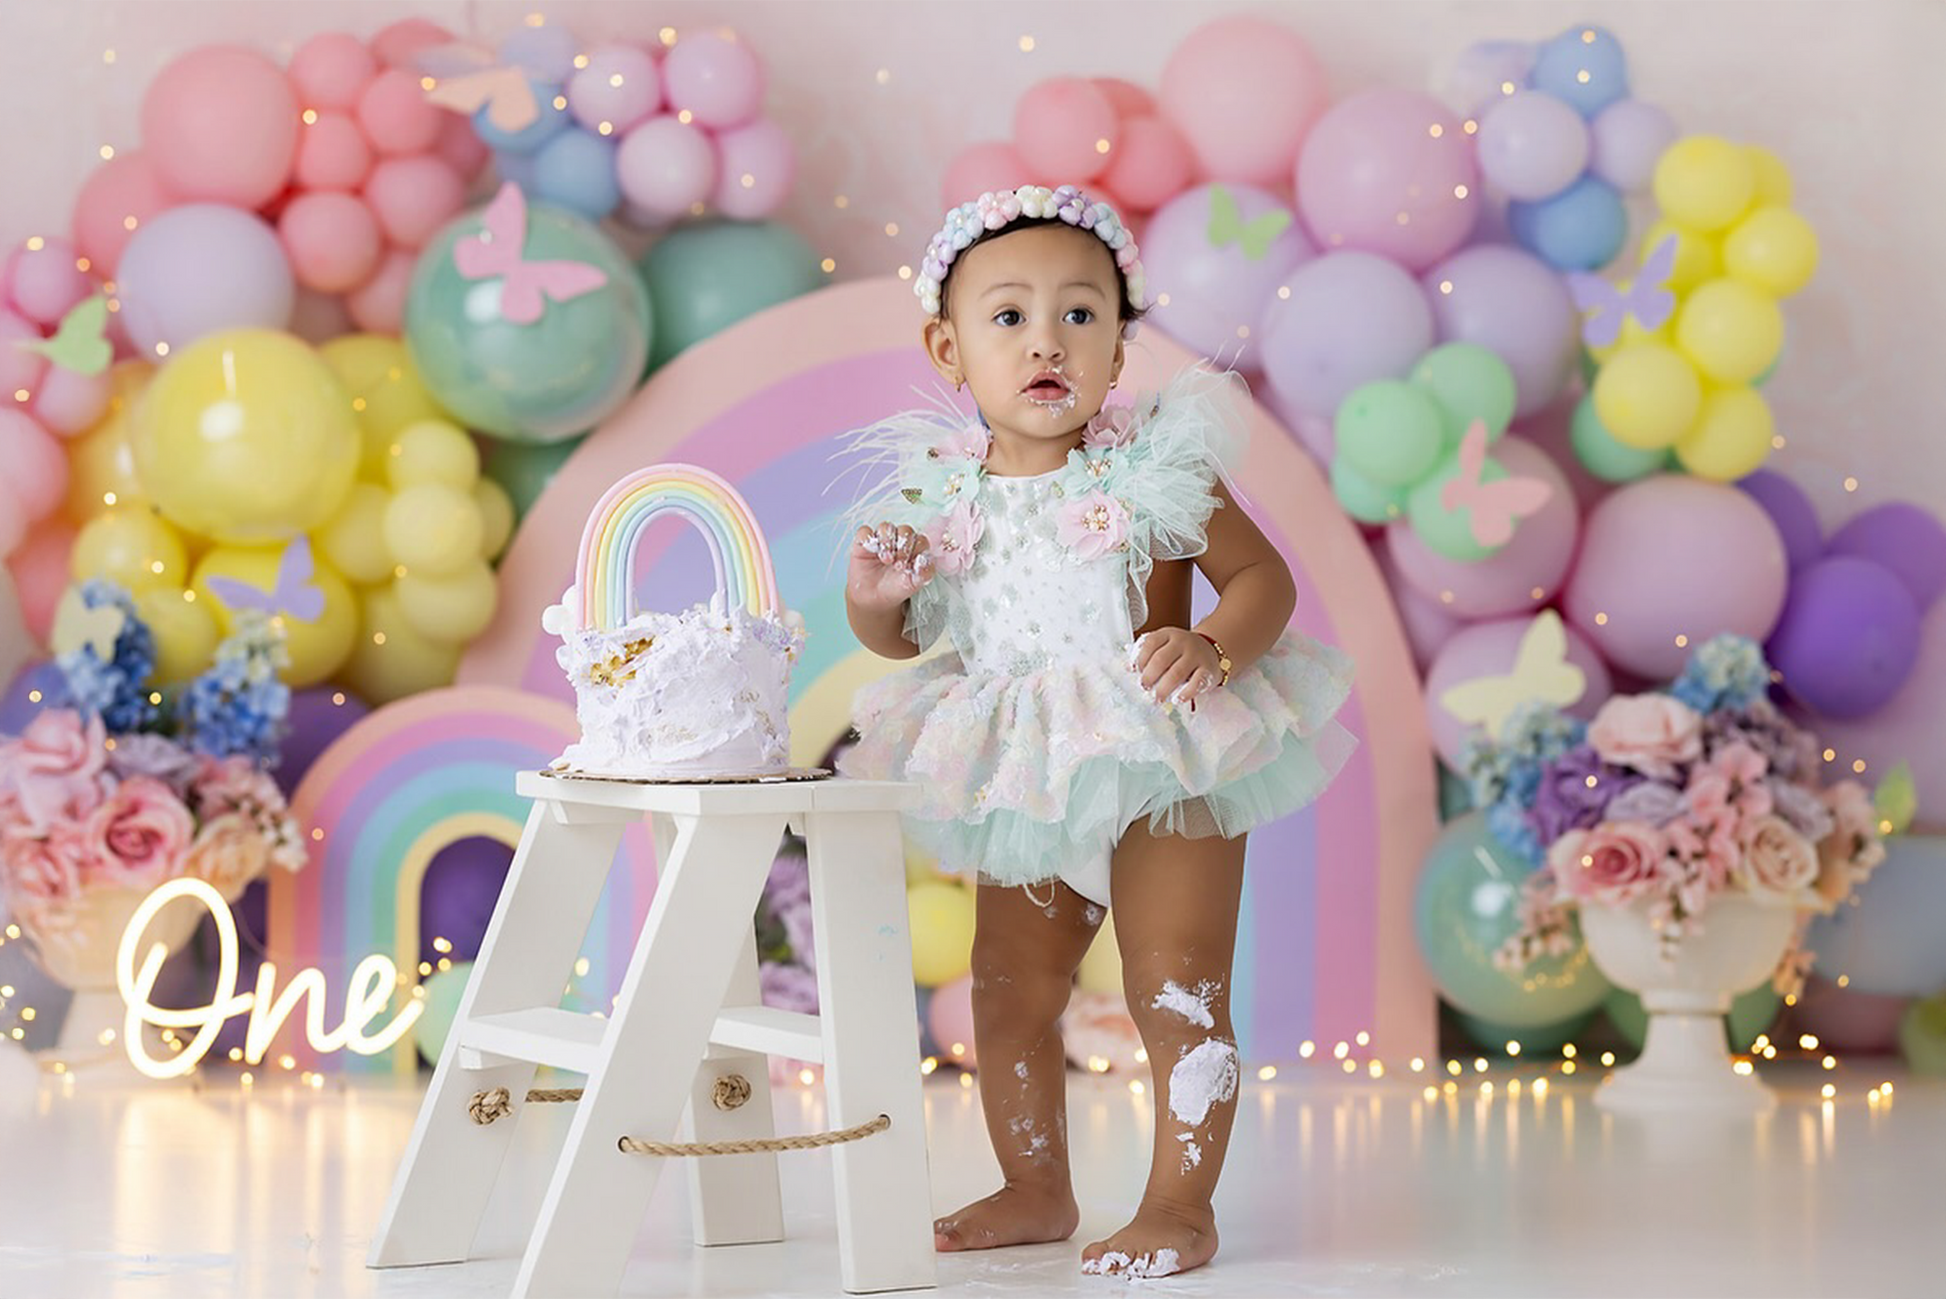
xmin=1703 ymin=700 xmax=1817 ymax=782
xmin=1527 ymin=745 xmax=1645 ymax=844
xmin=105 ymin=733 xmax=202 ymax=798
xmin=764 ymin=848 xmax=810 ymax=912
xmin=781 ymin=897 xmax=817 ymax=972
xmin=1604 ymin=780 xmax=1687 ymax=827
xmin=759 ymin=961 xmax=819 ymax=1014
xmin=1767 ymin=779 xmax=1835 ymax=842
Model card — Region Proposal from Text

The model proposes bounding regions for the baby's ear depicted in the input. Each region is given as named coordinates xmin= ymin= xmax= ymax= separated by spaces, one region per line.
xmin=922 ymin=317 xmax=960 ymax=382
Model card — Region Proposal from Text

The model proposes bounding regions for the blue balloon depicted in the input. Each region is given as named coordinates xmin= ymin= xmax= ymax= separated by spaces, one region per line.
xmin=492 ymin=149 xmax=540 ymax=190
xmin=1528 ymin=25 xmax=1629 ymax=117
xmin=1808 ymin=834 xmax=1946 ymax=997
xmin=472 ymin=77 xmax=571 ymax=154
xmin=534 ymin=128 xmax=622 ymax=220
xmin=1509 ymin=175 xmax=1627 ymax=271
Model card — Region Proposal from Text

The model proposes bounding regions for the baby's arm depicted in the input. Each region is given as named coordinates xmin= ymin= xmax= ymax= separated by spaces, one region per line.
xmin=845 ymin=522 xmax=931 ymax=660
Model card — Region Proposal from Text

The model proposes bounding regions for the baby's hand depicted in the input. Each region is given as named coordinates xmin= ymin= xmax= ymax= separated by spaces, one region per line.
xmin=1134 ymin=627 xmax=1222 ymax=710
xmin=848 ymin=522 xmax=934 ymax=611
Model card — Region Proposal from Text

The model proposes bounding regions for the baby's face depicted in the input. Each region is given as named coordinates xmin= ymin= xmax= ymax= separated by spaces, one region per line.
xmin=929 ymin=223 xmax=1123 ymax=452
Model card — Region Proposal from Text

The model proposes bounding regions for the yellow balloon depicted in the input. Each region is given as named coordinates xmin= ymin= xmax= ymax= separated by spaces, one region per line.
xmin=337 ymin=582 xmax=462 ymax=704
xmin=384 ymin=484 xmax=483 ymax=578
xmin=397 ymin=559 xmax=498 ymax=643
xmin=387 ymin=419 xmax=480 ymax=492
xmin=319 ymin=335 xmax=448 ymax=480
xmin=1653 ymin=136 xmax=1756 ymax=232
xmin=1077 ymin=910 xmax=1122 ymax=995
xmin=1743 ymin=145 xmax=1794 ymax=206
xmin=903 ymin=843 xmax=947 ymax=887
xmin=133 ymin=586 xmax=220 ymax=685
xmin=1591 ymin=342 xmax=1703 ymax=450
xmin=1722 ymin=206 xmax=1819 ymax=298
xmin=315 ymin=483 xmax=396 ymax=586
xmin=191 ymin=544 xmax=357 ymax=687
xmin=1674 ymin=385 xmax=1775 ymax=482
xmin=64 ymin=361 xmax=154 ymax=522
xmin=473 ymin=478 xmax=515 ymax=562
xmin=71 ymin=506 xmax=188 ymax=591
xmin=906 ymin=880 xmax=976 ymax=987
xmin=133 ymin=330 xmax=359 ymax=544
xmin=1675 ymin=278 xmax=1785 ymax=384
xmin=1641 ymin=219 xmax=1721 ymax=296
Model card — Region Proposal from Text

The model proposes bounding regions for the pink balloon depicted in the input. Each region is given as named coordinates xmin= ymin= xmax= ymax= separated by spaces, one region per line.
xmin=4 ymin=236 xmax=93 ymax=328
xmin=1141 ymin=183 xmax=1313 ymax=366
xmin=115 ymin=204 xmax=295 ymax=356
xmin=568 ymin=44 xmax=662 ymax=133
xmin=28 ymin=365 xmax=110 ymax=437
xmin=363 ymin=155 xmax=467 ymax=251
xmin=370 ymin=19 xmax=453 ymax=71
xmin=710 ymin=119 xmax=796 ymax=220
xmin=1511 ymin=395 xmax=1613 ymax=513
xmin=1101 ymin=115 xmax=1194 ymax=212
xmin=0 ymin=412 xmax=66 ymax=523
xmin=279 ymin=192 xmax=383 ymax=293
xmin=4 ymin=519 xmax=73 ymax=637
xmin=1013 ymin=78 xmax=1119 ymax=183
xmin=1160 ymin=16 xmax=1328 ymax=185
xmin=435 ymin=114 xmax=491 ymax=180
xmin=294 ymin=111 xmax=375 ymax=191
xmin=1423 ymin=245 xmax=1579 ymax=417
xmin=1257 ymin=251 xmax=1435 ymax=421
xmin=1387 ymin=436 xmax=1580 ymax=619
xmin=0 ymin=309 xmax=49 ymax=405
xmin=140 ymin=45 xmax=299 ymax=208
xmin=615 ymin=115 xmax=717 ymax=220
xmin=344 ymin=247 xmax=416 ymax=335
xmin=356 ymin=68 xmax=445 ymax=157
xmin=926 ymin=975 xmax=977 ymax=1070
xmin=662 ymin=31 xmax=764 ymax=130
xmin=1424 ymin=613 xmax=1615 ymax=766
xmin=289 ymin=31 xmax=378 ymax=111
xmin=940 ymin=141 xmax=1037 ymax=211
xmin=1808 ymin=599 xmax=1946 ymax=829
xmin=1369 ymin=536 xmax=1464 ymax=671
xmin=0 ymin=477 xmax=25 ymax=557
xmin=1564 ymin=475 xmax=1789 ymax=680
xmin=70 ymin=151 xmax=172 ymax=276
xmin=1092 ymin=77 xmax=1155 ymax=119
xmin=1297 ymin=89 xmax=1481 ymax=273
xmin=1262 ymin=383 xmax=1336 ymax=462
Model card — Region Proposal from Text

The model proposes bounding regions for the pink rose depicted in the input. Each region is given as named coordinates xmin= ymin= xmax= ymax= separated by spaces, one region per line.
xmin=1055 ymin=490 xmax=1130 ymax=561
xmin=922 ymin=501 xmax=984 ymax=576
xmin=84 ymin=776 xmax=193 ymax=891
xmin=1082 ymin=404 xmax=1138 ymax=449
xmin=1813 ymin=780 xmax=1886 ymax=908
xmin=1549 ymin=821 xmax=1668 ymax=906
xmin=184 ymin=813 xmax=272 ymax=901
xmin=933 ymin=420 xmax=990 ymax=462
xmin=0 ymin=821 xmax=91 ymax=907
xmin=1739 ymin=814 xmax=1818 ymax=896
xmin=0 ymin=709 xmax=109 ymax=834
xmin=191 ymin=755 xmax=284 ymax=822
xmin=1587 ymin=694 xmax=1704 ymax=779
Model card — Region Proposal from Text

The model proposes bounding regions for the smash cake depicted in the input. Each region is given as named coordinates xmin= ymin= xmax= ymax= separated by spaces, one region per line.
xmin=543 ymin=464 xmax=804 ymax=779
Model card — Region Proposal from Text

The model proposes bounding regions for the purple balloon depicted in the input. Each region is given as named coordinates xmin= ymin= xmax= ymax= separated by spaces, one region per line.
xmin=1737 ymin=469 xmax=1824 ymax=572
xmin=1475 ymin=91 xmax=1591 ymax=201
xmin=1769 ymin=556 xmax=1922 ymax=719
xmin=1436 ymin=41 xmax=1537 ymax=118
xmin=1589 ymin=99 xmax=1678 ymax=193
xmin=1257 ymin=251 xmax=1434 ymax=421
xmin=496 ymin=23 xmax=579 ymax=82
xmin=1 ymin=661 xmax=67 ymax=733
xmin=1825 ymin=502 xmax=1946 ymax=611
xmin=274 ymin=686 xmax=371 ymax=795
xmin=421 ymin=836 xmax=515 ymax=966
xmin=1141 ymin=183 xmax=1314 ymax=368
xmin=114 ymin=203 xmax=295 ymax=355
xmin=1423 ymin=245 xmax=1578 ymax=417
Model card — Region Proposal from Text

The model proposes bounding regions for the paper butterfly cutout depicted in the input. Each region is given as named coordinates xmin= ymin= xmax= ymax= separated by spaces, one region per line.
xmin=1439 ymin=610 xmax=1587 ymax=738
xmin=454 ymin=183 xmax=609 ymax=326
xmin=1566 ymin=234 xmax=1678 ymax=349
xmin=1439 ymin=420 xmax=1553 ymax=548
xmin=1874 ymin=760 xmax=1916 ymax=837
xmin=1206 ymin=184 xmax=1292 ymax=262
xmin=205 ymin=537 xmax=326 ymax=623
xmin=16 ymin=295 xmax=111 ymax=376
xmin=418 ymin=44 xmax=540 ymax=133
xmin=51 ymin=587 xmax=126 ymax=661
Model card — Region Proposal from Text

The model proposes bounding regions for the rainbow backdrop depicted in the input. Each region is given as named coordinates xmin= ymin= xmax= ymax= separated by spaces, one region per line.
xmin=270 ymin=686 xmax=656 ymax=1075
xmin=575 ymin=463 xmax=780 ymax=629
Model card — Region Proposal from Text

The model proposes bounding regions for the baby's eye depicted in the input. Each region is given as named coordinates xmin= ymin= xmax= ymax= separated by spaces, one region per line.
xmin=993 ymin=308 xmax=1024 ymax=327
xmin=1064 ymin=307 xmax=1095 ymax=325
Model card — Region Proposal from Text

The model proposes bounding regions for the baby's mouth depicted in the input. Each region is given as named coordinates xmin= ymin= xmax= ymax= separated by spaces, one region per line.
xmin=1022 ymin=371 xmax=1072 ymax=404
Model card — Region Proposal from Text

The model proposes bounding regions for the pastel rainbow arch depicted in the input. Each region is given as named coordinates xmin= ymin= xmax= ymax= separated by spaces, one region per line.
xmin=576 ymin=463 xmax=780 ymax=629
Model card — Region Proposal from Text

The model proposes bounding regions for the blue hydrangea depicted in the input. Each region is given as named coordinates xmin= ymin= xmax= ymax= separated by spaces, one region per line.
xmin=1487 ymin=797 xmax=1546 ymax=867
xmin=178 ymin=613 xmax=290 ymax=763
xmin=1669 ymin=634 xmax=1771 ymax=714
xmin=57 ymin=580 xmax=158 ymax=732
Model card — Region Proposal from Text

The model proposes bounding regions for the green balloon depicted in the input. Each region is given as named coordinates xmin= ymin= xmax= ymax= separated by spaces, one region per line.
xmin=1335 ymin=379 xmax=1447 ymax=487
xmin=406 ymin=200 xmax=651 ymax=444
xmin=1412 ymin=811 xmax=1612 ymax=1027
xmin=1570 ymin=392 xmax=1666 ymax=482
xmin=640 ymin=220 xmax=824 ymax=371
xmin=1899 ymin=992 xmax=1946 ymax=1076
xmin=1406 ymin=452 xmax=1499 ymax=561
xmin=483 ymin=433 xmax=586 ymax=519
xmin=1411 ymin=342 xmax=1517 ymax=442
xmin=1437 ymin=760 xmax=1474 ymax=821
xmin=415 ymin=961 xmax=475 ymax=1066
xmin=1454 ymin=1007 xmax=1600 ymax=1056
xmin=1330 ymin=456 xmax=1408 ymax=524
xmin=1603 ymin=982 xmax=1781 ymax=1054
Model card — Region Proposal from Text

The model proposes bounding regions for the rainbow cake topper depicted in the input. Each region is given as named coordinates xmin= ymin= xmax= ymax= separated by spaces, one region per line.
xmin=574 ymin=463 xmax=781 ymax=629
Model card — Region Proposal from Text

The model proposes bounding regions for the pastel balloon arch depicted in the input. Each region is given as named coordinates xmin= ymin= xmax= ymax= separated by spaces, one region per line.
xmin=460 ymin=277 xmax=1441 ymax=1061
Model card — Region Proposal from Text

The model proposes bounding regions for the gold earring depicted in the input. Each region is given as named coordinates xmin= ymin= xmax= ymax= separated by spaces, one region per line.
xmin=954 ymin=376 xmax=964 ymax=392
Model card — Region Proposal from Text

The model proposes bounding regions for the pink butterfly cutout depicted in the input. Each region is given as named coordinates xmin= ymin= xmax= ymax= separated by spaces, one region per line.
xmin=1566 ymin=235 xmax=1678 ymax=348
xmin=454 ymin=183 xmax=609 ymax=325
xmin=1439 ymin=421 xmax=1554 ymax=548
xmin=417 ymin=43 xmax=539 ymax=133
xmin=205 ymin=537 xmax=326 ymax=623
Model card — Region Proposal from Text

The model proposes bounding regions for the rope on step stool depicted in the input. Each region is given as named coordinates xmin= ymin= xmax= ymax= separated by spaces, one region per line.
xmin=463 ymin=1080 xmax=891 ymax=1155
xmin=469 ymin=1073 xmax=752 ymax=1126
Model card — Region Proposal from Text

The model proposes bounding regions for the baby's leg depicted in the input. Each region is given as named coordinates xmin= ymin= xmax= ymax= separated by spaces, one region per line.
xmin=1080 ymin=821 xmax=1247 ymax=1279
xmin=933 ymin=877 xmax=1103 ymax=1252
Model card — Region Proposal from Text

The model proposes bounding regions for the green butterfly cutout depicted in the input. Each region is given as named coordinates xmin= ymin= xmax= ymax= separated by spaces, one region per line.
xmin=1874 ymin=761 xmax=1917 ymax=836
xmin=18 ymin=295 xmax=111 ymax=376
xmin=1206 ymin=185 xmax=1292 ymax=261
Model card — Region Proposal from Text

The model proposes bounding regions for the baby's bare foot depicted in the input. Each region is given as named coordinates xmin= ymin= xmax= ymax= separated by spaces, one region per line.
xmin=1080 ymin=1196 xmax=1219 ymax=1278
xmin=934 ymin=1181 xmax=1079 ymax=1252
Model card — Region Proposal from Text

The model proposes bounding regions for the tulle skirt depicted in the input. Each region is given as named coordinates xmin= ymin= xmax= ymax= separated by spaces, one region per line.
xmin=840 ymin=630 xmax=1358 ymax=890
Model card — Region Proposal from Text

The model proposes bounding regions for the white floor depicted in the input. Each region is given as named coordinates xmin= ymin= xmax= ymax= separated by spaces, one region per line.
xmin=0 ymin=1052 xmax=1938 ymax=1299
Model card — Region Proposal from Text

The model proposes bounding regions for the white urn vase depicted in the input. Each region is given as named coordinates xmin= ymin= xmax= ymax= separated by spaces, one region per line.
xmin=1578 ymin=892 xmax=1798 ymax=1115
xmin=27 ymin=884 xmax=204 ymax=1072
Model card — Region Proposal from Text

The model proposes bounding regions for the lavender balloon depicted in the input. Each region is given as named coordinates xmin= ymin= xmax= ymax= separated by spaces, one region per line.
xmin=1768 ymin=556 xmax=1921 ymax=719
xmin=1436 ymin=41 xmax=1537 ymax=118
xmin=1736 ymin=469 xmax=1824 ymax=572
xmin=1141 ymin=183 xmax=1314 ymax=368
xmin=1825 ymin=501 xmax=1946 ymax=610
xmin=115 ymin=203 xmax=295 ymax=355
xmin=1476 ymin=91 xmax=1590 ymax=201
xmin=1423 ymin=245 xmax=1578 ymax=417
xmin=1258 ymin=251 xmax=1434 ymax=421
xmin=274 ymin=686 xmax=370 ymax=795
xmin=1589 ymin=99 xmax=1677 ymax=193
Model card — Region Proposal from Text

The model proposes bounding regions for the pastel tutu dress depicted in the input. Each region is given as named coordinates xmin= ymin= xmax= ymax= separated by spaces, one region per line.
xmin=841 ymin=369 xmax=1356 ymax=905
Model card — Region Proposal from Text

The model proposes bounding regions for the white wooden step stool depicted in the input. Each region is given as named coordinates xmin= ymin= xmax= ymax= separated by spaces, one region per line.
xmin=367 ymin=770 xmax=937 ymax=1297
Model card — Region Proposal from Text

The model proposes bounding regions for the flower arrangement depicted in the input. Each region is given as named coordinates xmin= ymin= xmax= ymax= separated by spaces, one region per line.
xmin=1466 ymin=635 xmax=1888 ymax=996
xmin=0 ymin=581 xmax=305 ymax=963
xmin=755 ymin=835 xmax=818 ymax=1015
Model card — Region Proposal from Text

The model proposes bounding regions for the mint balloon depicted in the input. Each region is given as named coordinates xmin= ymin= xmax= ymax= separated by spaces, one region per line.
xmin=1407 ymin=450 xmax=1501 ymax=561
xmin=483 ymin=433 xmax=586 ymax=520
xmin=1412 ymin=341 xmax=1517 ymax=442
xmin=1335 ymin=379 xmax=1446 ymax=487
xmin=640 ymin=220 xmax=823 ymax=371
xmin=1330 ymin=456 xmax=1408 ymax=525
xmin=1604 ymin=983 xmax=1781 ymax=1053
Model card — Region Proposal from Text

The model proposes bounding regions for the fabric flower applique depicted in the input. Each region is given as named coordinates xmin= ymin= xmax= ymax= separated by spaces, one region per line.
xmin=923 ymin=501 xmax=985 ymax=576
xmin=1082 ymin=404 xmax=1139 ymax=449
xmin=1055 ymin=490 xmax=1130 ymax=561
xmin=933 ymin=419 xmax=991 ymax=462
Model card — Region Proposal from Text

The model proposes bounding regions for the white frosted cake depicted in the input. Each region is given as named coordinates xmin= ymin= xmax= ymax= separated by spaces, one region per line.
xmin=544 ymin=465 xmax=804 ymax=779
